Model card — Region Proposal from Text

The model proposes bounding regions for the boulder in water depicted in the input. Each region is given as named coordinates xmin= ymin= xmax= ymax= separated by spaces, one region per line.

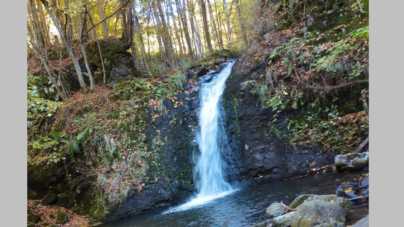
xmin=270 ymin=211 xmax=295 ymax=227
xmin=187 ymin=71 xmax=197 ymax=79
xmin=197 ymin=67 xmax=210 ymax=77
xmin=289 ymin=194 xmax=313 ymax=208
xmin=291 ymin=200 xmax=347 ymax=227
xmin=251 ymin=220 xmax=270 ymax=227
xmin=335 ymin=152 xmax=369 ymax=172
xmin=289 ymin=194 xmax=350 ymax=210
xmin=266 ymin=203 xmax=286 ymax=218
xmin=269 ymin=194 xmax=350 ymax=227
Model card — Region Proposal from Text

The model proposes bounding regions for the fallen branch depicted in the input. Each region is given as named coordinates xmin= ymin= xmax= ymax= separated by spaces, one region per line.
xmin=348 ymin=195 xmax=369 ymax=202
xmin=281 ymin=201 xmax=296 ymax=211
xmin=353 ymin=136 xmax=369 ymax=154
xmin=308 ymin=80 xmax=369 ymax=91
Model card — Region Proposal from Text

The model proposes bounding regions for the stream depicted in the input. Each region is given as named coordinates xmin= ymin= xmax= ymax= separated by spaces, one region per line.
xmin=99 ymin=171 xmax=368 ymax=227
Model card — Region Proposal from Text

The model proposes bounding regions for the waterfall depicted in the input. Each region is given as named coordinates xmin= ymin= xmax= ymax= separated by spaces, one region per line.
xmin=194 ymin=61 xmax=234 ymax=196
xmin=163 ymin=61 xmax=236 ymax=214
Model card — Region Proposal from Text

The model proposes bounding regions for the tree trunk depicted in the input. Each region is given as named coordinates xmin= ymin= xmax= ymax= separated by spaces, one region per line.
xmin=133 ymin=7 xmax=150 ymax=73
xmin=199 ymin=0 xmax=213 ymax=54
xmin=214 ymin=0 xmax=224 ymax=49
xmin=28 ymin=0 xmax=45 ymax=48
xmin=164 ymin=0 xmax=174 ymax=54
xmin=131 ymin=41 xmax=138 ymax=67
xmin=190 ymin=15 xmax=202 ymax=58
xmin=187 ymin=0 xmax=202 ymax=58
xmin=114 ymin=12 xmax=120 ymax=37
xmin=236 ymin=0 xmax=248 ymax=48
xmin=151 ymin=6 xmax=167 ymax=71
xmin=207 ymin=0 xmax=219 ymax=49
xmin=87 ymin=8 xmax=108 ymax=86
xmin=37 ymin=2 xmax=52 ymax=45
xmin=73 ymin=8 xmax=95 ymax=91
xmin=175 ymin=0 xmax=194 ymax=61
xmin=120 ymin=0 xmax=133 ymax=50
xmin=65 ymin=0 xmax=74 ymax=40
xmin=223 ymin=0 xmax=233 ymax=49
xmin=98 ymin=2 xmax=109 ymax=37
xmin=40 ymin=0 xmax=87 ymax=92
xmin=178 ymin=16 xmax=187 ymax=55
xmin=155 ymin=1 xmax=177 ymax=68
xmin=168 ymin=2 xmax=184 ymax=57
xmin=28 ymin=25 xmax=66 ymax=99
xmin=78 ymin=11 xmax=90 ymax=42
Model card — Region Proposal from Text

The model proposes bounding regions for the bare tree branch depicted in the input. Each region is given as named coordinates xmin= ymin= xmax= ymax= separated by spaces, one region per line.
xmin=308 ymin=80 xmax=369 ymax=91
xmin=353 ymin=136 xmax=369 ymax=154
xmin=86 ymin=1 xmax=129 ymax=33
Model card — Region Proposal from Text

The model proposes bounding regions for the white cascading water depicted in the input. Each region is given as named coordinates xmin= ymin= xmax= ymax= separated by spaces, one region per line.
xmin=194 ymin=61 xmax=234 ymax=196
xmin=163 ymin=61 xmax=236 ymax=214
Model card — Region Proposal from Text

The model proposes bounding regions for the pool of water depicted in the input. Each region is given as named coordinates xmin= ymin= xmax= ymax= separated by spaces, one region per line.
xmin=99 ymin=171 xmax=368 ymax=227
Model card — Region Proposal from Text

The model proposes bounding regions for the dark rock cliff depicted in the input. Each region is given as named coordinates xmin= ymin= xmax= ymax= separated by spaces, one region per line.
xmin=222 ymin=56 xmax=338 ymax=183
xmin=105 ymin=86 xmax=200 ymax=221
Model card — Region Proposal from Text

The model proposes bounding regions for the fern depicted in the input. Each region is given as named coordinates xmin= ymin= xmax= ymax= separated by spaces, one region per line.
xmin=157 ymin=99 xmax=166 ymax=114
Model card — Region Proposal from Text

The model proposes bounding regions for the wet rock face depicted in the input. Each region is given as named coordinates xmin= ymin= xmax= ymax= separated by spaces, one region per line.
xmin=222 ymin=56 xmax=338 ymax=183
xmin=106 ymin=64 xmax=216 ymax=221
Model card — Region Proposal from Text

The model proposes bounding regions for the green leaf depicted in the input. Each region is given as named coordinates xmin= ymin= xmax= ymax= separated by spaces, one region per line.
xmin=72 ymin=141 xmax=79 ymax=152
xmin=110 ymin=146 xmax=117 ymax=156
xmin=77 ymin=130 xmax=86 ymax=141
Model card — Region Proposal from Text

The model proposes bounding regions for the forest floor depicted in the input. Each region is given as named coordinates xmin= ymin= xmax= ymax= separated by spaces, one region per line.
xmin=27 ymin=200 xmax=101 ymax=227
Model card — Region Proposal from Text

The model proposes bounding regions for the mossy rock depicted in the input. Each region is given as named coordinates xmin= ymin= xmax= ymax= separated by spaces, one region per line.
xmin=57 ymin=192 xmax=75 ymax=208
xmin=27 ymin=213 xmax=41 ymax=223
xmin=28 ymin=189 xmax=38 ymax=200
xmin=55 ymin=211 xmax=69 ymax=224
xmin=41 ymin=192 xmax=58 ymax=205
xmin=83 ymin=38 xmax=139 ymax=85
